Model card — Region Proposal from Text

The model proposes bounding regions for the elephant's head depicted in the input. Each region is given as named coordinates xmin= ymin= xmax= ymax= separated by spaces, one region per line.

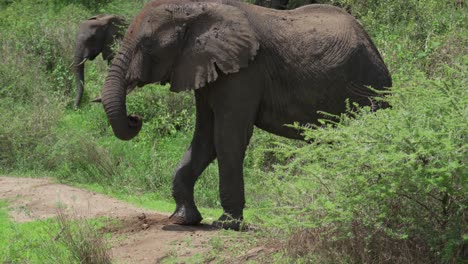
xmin=101 ymin=0 xmax=259 ymax=140
xmin=74 ymin=14 xmax=126 ymax=108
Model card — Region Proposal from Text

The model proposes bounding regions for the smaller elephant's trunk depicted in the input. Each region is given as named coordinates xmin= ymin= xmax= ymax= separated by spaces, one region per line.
xmin=74 ymin=54 xmax=86 ymax=108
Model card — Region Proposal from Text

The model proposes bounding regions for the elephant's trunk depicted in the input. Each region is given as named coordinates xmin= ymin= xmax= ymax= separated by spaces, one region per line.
xmin=101 ymin=41 xmax=142 ymax=141
xmin=74 ymin=52 xmax=86 ymax=108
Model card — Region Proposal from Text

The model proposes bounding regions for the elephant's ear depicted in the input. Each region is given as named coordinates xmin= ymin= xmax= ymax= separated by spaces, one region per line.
xmin=169 ymin=3 xmax=259 ymax=92
xmin=102 ymin=16 xmax=125 ymax=60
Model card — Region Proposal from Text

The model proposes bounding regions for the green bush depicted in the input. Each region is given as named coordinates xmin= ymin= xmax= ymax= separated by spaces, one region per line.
xmin=265 ymin=66 xmax=467 ymax=263
xmin=127 ymin=84 xmax=195 ymax=137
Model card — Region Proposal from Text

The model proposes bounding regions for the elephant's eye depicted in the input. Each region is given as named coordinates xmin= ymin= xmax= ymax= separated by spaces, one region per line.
xmin=140 ymin=42 xmax=154 ymax=54
xmin=83 ymin=32 xmax=98 ymax=43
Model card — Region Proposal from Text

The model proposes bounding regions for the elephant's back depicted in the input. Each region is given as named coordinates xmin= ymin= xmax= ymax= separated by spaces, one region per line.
xmin=243 ymin=3 xmax=390 ymax=87
xmin=244 ymin=5 xmax=368 ymax=70
xmin=246 ymin=4 xmax=391 ymax=136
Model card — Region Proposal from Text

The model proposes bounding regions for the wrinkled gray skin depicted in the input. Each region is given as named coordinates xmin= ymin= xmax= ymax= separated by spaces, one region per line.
xmin=74 ymin=14 xmax=126 ymax=108
xmin=100 ymin=0 xmax=392 ymax=230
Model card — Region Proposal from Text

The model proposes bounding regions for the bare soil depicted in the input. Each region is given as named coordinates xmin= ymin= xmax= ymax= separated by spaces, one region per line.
xmin=0 ymin=176 xmax=220 ymax=263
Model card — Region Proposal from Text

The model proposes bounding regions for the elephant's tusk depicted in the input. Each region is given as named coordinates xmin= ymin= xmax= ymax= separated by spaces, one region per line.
xmin=76 ymin=58 xmax=88 ymax=66
xmin=69 ymin=58 xmax=88 ymax=68
xmin=91 ymin=96 xmax=102 ymax=103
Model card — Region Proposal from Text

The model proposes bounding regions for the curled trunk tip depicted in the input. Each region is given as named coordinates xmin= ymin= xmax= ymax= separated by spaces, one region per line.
xmin=109 ymin=114 xmax=143 ymax=141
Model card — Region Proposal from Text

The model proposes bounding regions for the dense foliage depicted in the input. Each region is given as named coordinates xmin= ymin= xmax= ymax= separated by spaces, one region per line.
xmin=0 ymin=0 xmax=466 ymax=263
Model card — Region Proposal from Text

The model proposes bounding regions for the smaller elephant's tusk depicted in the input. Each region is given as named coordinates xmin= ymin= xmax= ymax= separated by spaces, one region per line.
xmin=70 ymin=58 xmax=88 ymax=68
xmin=91 ymin=96 xmax=102 ymax=103
xmin=90 ymin=87 xmax=135 ymax=104
xmin=76 ymin=58 xmax=88 ymax=66
xmin=91 ymin=86 xmax=134 ymax=104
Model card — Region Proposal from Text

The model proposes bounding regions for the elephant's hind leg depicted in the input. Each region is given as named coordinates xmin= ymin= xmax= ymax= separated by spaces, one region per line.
xmin=208 ymin=84 xmax=259 ymax=231
xmin=211 ymin=110 xmax=255 ymax=231
xmin=170 ymin=92 xmax=216 ymax=225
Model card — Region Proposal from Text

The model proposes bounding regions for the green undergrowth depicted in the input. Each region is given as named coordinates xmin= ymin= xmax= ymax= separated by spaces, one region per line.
xmin=0 ymin=201 xmax=112 ymax=263
xmin=0 ymin=202 xmax=66 ymax=263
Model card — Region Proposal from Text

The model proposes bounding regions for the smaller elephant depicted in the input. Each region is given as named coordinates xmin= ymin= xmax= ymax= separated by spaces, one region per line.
xmin=73 ymin=14 xmax=127 ymax=108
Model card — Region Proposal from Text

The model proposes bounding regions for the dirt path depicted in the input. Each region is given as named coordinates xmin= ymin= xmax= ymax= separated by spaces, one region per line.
xmin=0 ymin=176 xmax=218 ymax=263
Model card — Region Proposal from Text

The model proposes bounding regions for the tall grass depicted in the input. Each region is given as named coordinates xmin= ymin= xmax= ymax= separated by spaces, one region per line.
xmin=54 ymin=209 xmax=112 ymax=264
xmin=0 ymin=202 xmax=111 ymax=263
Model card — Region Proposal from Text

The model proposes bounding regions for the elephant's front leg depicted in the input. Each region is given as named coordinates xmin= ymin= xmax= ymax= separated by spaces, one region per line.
xmin=170 ymin=93 xmax=216 ymax=225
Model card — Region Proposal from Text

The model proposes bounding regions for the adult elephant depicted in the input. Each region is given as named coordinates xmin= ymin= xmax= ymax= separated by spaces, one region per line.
xmin=100 ymin=0 xmax=392 ymax=230
xmin=73 ymin=14 xmax=127 ymax=108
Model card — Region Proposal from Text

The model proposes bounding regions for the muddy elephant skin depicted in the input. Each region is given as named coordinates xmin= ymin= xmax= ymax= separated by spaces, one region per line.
xmin=74 ymin=14 xmax=127 ymax=108
xmin=99 ymin=0 xmax=392 ymax=230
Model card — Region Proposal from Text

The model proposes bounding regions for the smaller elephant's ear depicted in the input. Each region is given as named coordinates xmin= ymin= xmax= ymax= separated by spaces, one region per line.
xmin=101 ymin=15 xmax=126 ymax=60
xmin=170 ymin=3 xmax=259 ymax=92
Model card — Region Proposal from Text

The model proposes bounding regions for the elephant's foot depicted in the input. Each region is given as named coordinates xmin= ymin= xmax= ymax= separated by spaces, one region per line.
xmin=169 ymin=204 xmax=202 ymax=225
xmin=212 ymin=213 xmax=245 ymax=231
